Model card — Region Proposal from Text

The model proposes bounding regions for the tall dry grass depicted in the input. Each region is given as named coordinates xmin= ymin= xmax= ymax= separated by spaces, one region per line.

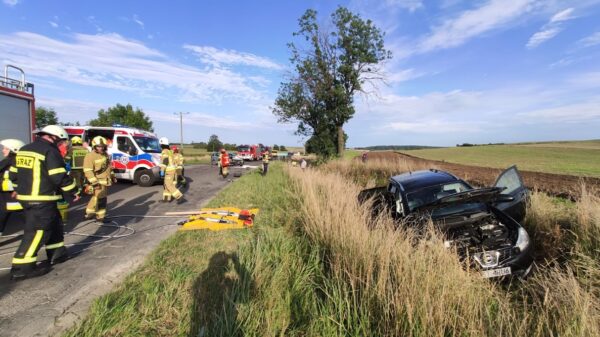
xmin=286 ymin=165 xmax=599 ymax=336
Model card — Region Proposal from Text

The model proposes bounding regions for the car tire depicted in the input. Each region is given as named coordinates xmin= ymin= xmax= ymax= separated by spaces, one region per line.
xmin=134 ymin=169 xmax=156 ymax=187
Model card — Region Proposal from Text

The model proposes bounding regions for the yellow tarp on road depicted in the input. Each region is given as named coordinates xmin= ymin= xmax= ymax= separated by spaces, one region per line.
xmin=179 ymin=207 xmax=259 ymax=231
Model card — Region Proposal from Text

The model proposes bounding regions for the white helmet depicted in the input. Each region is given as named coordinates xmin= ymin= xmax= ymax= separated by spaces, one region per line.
xmin=159 ymin=137 xmax=169 ymax=146
xmin=36 ymin=125 xmax=68 ymax=140
xmin=0 ymin=139 xmax=25 ymax=153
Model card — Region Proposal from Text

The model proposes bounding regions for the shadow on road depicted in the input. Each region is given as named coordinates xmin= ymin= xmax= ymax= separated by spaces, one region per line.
xmin=188 ymin=251 xmax=255 ymax=337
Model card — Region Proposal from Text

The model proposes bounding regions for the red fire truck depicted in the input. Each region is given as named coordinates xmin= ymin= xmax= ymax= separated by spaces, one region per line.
xmin=0 ymin=65 xmax=36 ymax=158
xmin=236 ymin=144 xmax=265 ymax=161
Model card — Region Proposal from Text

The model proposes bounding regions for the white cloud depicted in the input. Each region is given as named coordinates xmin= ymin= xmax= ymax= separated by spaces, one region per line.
xmin=549 ymin=8 xmax=575 ymax=23
xmin=132 ymin=14 xmax=144 ymax=29
xmin=183 ymin=45 xmax=284 ymax=70
xmin=418 ymin=0 xmax=536 ymax=52
xmin=526 ymin=27 xmax=561 ymax=48
xmin=149 ymin=111 xmax=257 ymax=130
xmin=384 ymin=0 xmax=423 ymax=12
xmin=568 ymin=72 xmax=600 ymax=87
xmin=0 ymin=32 xmax=271 ymax=102
xmin=49 ymin=21 xmax=59 ymax=28
xmin=517 ymin=101 xmax=600 ymax=123
xmin=526 ymin=7 xmax=575 ymax=49
xmin=579 ymin=31 xmax=600 ymax=47
xmin=384 ymin=120 xmax=485 ymax=133
xmin=2 ymin=0 xmax=20 ymax=6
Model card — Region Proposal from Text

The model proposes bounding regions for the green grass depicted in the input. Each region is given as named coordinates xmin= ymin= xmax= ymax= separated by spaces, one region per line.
xmin=404 ymin=142 xmax=600 ymax=177
xmin=342 ymin=149 xmax=361 ymax=160
xmin=63 ymin=164 xmax=299 ymax=337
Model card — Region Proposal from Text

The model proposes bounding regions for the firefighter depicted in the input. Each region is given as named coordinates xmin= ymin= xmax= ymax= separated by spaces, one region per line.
xmin=172 ymin=145 xmax=186 ymax=186
xmin=159 ymin=137 xmax=185 ymax=203
xmin=262 ymin=150 xmax=270 ymax=176
xmin=9 ymin=125 xmax=79 ymax=280
xmin=67 ymin=136 xmax=89 ymax=194
xmin=0 ymin=139 xmax=25 ymax=236
xmin=218 ymin=148 xmax=230 ymax=179
xmin=83 ymin=136 xmax=116 ymax=222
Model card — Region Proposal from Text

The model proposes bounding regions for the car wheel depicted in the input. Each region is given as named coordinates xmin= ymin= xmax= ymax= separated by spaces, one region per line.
xmin=134 ymin=169 xmax=156 ymax=187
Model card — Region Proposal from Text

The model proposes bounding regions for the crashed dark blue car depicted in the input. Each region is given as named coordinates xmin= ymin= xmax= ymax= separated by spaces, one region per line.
xmin=361 ymin=166 xmax=533 ymax=279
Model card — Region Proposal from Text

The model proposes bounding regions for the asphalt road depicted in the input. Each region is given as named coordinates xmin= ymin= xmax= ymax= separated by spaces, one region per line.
xmin=0 ymin=164 xmax=254 ymax=337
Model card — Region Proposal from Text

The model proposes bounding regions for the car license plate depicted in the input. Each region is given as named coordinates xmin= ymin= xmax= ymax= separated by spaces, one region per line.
xmin=481 ymin=267 xmax=511 ymax=278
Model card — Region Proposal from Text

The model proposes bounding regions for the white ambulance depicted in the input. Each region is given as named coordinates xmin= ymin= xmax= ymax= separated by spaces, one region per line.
xmin=64 ymin=125 xmax=163 ymax=186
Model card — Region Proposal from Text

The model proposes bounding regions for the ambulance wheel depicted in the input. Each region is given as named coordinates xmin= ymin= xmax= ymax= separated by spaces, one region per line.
xmin=134 ymin=169 xmax=156 ymax=187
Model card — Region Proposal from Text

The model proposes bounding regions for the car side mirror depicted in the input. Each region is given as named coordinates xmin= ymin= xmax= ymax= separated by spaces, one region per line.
xmin=496 ymin=194 xmax=515 ymax=202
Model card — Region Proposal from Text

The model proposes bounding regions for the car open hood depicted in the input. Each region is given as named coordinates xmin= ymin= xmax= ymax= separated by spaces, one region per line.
xmin=415 ymin=187 xmax=504 ymax=212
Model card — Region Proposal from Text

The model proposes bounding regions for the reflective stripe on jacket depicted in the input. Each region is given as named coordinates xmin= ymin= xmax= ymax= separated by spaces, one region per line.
xmin=10 ymin=138 xmax=77 ymax=202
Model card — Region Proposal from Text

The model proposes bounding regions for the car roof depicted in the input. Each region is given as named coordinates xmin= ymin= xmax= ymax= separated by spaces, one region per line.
xmin=390 ymin=170 xmax=460 ymax=192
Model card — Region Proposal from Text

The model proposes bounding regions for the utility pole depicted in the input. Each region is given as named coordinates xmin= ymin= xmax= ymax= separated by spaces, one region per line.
xmin=173 ymin=112 xmax=189 ymax=153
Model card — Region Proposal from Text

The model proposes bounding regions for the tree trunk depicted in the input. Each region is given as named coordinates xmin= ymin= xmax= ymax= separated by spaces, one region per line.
xmin=337 ymin=125 xmax=345 ymax=157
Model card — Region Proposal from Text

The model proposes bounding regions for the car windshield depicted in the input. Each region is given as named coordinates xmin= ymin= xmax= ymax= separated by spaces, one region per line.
xmin=133 ymin=137 xmax=161 ymax=153
xmin=237 ymin=146 xmax=250 ymax=152
xmin=406 ymin=181 xmax=471 ymax=211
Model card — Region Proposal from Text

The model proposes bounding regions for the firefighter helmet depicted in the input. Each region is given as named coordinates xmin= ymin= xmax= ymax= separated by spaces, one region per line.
xmin=220 ymin=148 xmax=226 ymax=153
xmin=0 ymin=139 xmax=25 ymax=153
xmin=91 ymin=136 xmax=107 ymax=147
xmin=36 ymin=125 xmax=69 ymax=140
xmin=159 ymin=137 xmax=169 ymax=146
xmin=71 ymin=136 xmax=83 ymax=145
xmin=172 ymin=145 xmax=178 ymax=153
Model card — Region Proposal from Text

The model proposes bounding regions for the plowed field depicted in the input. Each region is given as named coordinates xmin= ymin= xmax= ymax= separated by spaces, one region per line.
xmin=365 ymin=151 xmax=600 ymax=200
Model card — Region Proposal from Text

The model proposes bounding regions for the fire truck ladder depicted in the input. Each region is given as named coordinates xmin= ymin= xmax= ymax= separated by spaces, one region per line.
xmin=1 ymin=64 xmax=34 ymax=94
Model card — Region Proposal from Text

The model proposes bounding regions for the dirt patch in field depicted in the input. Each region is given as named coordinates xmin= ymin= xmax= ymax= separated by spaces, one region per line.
xmin=365 ymin=151 xmax=600 ymax=200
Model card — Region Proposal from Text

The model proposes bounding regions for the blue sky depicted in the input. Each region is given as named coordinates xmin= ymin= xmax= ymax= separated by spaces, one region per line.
xmin=1 ymin=0 xmax=599 ymax=147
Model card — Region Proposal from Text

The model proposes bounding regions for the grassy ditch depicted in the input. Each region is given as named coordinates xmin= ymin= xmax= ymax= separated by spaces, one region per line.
xmin=63 ymin=165 xmax=297 ymax=337
xmin=65 ymin=160 xmax=599 ymax=336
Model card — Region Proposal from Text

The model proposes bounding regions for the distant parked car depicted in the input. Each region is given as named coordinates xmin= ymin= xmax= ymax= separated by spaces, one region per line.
xmin=228 ymin=152 xmax=244 ymax=166
xmin=210 ymin=151 xmax=243 ymax=166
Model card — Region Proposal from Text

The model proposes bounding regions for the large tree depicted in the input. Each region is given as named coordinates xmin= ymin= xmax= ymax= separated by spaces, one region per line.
xmin=35 ymin=107 xmax=59 ymax=128
xmin=273 ymin=7 xmax=390 ymax=158
xmin=207 ymin=134 xmax=223 ymax=152
xmin=88 ymin=103 xmax=153 ymax=131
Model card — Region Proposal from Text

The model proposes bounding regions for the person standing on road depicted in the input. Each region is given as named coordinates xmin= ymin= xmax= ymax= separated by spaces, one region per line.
xmin=218 ymin=148 xmax=230 ymax=179
xmin=83 ymin=136 xmax=116 ymax=222
xmin=66 ymin=136 xmax=89 ymax=194
xmin=159 ymin=137 xmax=185 ymax=203
xmin=8 ymin=125 xmax=80 ymax=280
xmin=0 ymin=139 xmax=25 ymax=236
xmin=172 ymin=145 xmax=186 ymax=186
xmin=262 ymin=150 xmax=270 ymax=176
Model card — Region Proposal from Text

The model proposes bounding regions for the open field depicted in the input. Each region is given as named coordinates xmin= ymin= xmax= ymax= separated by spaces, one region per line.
xmin=403 ymin=141 xmax=600 ymax=177
xmin=360 ymin=151 xmax=600 ymax=200
xmin=63 ymin=160 xmax=599 ymax=336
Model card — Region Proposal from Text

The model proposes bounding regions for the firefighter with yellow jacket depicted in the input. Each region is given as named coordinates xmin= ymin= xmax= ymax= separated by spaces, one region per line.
xmin=159 ymin=137 xmax=185 ymax=204
xmin=172 ymin=145 xmax=186 ymax=186
xmin=9 ymin=125 xmax=79 ymax=280
xmin=66 ymin=136 xmax=89 ymax=194
xmin=83 ymin=136 xmax=116 ymax=222
xmin=1 ymin=139 xmax=25 ymax=236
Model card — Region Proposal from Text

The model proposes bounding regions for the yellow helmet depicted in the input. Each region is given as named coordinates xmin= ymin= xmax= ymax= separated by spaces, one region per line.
xmin=71 ymin=136 xmax=83 ymax=145
xmin=0 ymin=139 xmax=25 ymax=153
xmin=91 ymin=136 xmax=107 ymax=147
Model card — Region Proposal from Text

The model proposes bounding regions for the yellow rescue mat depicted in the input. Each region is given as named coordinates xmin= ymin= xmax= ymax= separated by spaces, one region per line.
xmin=170 ymin=207 xmax=259 ymax=231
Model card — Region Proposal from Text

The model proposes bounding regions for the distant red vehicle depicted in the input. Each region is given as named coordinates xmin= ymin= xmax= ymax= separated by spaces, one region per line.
xmin=237 ymin=144 xmax=264 ymax=161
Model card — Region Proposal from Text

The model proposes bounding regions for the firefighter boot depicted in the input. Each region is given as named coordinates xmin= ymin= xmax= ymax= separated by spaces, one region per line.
xmin=46 ymin=246 xmax=70 ymax=265
xmin=10 ymin=263 xmax=51 ymax=281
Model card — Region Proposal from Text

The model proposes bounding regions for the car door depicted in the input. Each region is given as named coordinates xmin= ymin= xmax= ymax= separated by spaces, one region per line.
xmin=493 ymin=165 xmax=527 ymax=223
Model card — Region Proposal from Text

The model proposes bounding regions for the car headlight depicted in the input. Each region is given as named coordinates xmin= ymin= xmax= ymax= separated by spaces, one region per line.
xmin=515 ymin=227 xmax=530 ymax=251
